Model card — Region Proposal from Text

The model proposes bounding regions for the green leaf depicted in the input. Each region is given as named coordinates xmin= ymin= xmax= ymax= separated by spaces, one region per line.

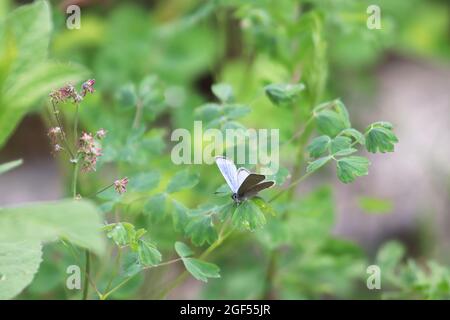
xmin=307 ymin=135 xmax=331 ymax=158
xmin=330 ymin=136 xmax=351 ymax=154
xmin=117 ymin=83 xmax=137 ymax=108
xmin=340 ymin=128 xmax=365 ymax=145
xmin=223 ymin=104 xmax=251 ymax=120
xmin=0 ymin=200 xmax=105 ymax=256
xmin=365 ymin=122 xmax=398 ymax=153
xmin=171 ymin=199 xmax=189 ymax=232
xmin=128 ymin=172 xmax=160 ymax=192
xmin=264 ymin=83 xmax=305 ymax=107
xmin=336 ymin=156 xmax=370 ymax=183
xmin=104 ymin=222 xmax=136 ymax=247
xmin=251 ymin=197 xmax=276 ymax=216
xmin=194 ymin=103 xmax=221 ymax=122
xmin=182 ymin=258 xmax=220 ymax=282
xmin=212 ymin=83 xmax=233 ymax=103
xmin=137 ymin=240 xmax=162 ymax=267
xmin=0 ymin=241 xmax=42 ymax=300
xmin=376 ymin=241 xmax=405 ymax=270
xmin=333 ymin=148 xmax=357 ymax=157
xmin=174 ymin=241 xmax=194 ymax=258
xmin=185 ymin=215 xmax=218 ymax=246
xmin=314 ymin=100 xmax=351 ymax=136
xmin=143 ymin=193 xmax=166 ymax=223
xmin=0 ymin=159 xmax=22 ymax=175
xmin=166 ymin=169 xmax=199 ymax=193
xmin=232 ymin=200 xmax=266 ymax=231
xmin=0 ymin=1 xmax=89 ymax=148
xmin=357 ymin=196 xmax=393 ymax=214
xmin=306 ymin=156 xmax=332 ymax=173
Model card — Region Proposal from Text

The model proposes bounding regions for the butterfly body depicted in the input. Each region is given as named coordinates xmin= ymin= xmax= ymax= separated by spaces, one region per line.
xmin=215 ymin=156 xmax=275 ymax=203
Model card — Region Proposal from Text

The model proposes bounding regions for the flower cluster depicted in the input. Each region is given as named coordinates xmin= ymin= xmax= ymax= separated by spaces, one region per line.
xmin=114 ymin=177 xmax=129 ymax=194
xmin=49 ymin=79 xmax=95 ymax=104
xmin=77 ymin=129 xmax=106 ymax=172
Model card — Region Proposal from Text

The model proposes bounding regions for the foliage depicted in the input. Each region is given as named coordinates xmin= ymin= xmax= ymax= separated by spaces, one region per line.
xmin=0 ymin=0 xmax=445 ymax=300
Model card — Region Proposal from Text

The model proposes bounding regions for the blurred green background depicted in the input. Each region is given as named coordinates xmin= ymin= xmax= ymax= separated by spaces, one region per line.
xmin=0 ymin=0 xmax=449 ymax=299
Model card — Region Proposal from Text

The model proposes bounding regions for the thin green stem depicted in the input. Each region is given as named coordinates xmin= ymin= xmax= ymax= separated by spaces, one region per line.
xmin=72 ymin=161 xmax=79 ymax=198
xmin=132 ymin=101 xmax=143 ymax=129
xmin=268 ymin=170 xmax=314 ymax=204
xmin=82 ymin=251 xmax=91 ymax=300
xmin=156 ymin=224 xmax=234 ymax=300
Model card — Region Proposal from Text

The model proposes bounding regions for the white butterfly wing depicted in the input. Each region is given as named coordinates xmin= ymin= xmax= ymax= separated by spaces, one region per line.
xmin=236 ymin=168 xmax=250 ymax=188
xmin=215 ymin=156 xmax=239 ymax=193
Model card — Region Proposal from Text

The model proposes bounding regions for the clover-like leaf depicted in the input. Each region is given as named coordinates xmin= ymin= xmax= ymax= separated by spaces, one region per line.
xmin=137 ymin=240 xmax=162 ymax=267
xmin=251 ymin=197 xmax=276 ymax=216
xmin=264 ymin=83 xmax=305 ymax=107
xmin=185 ymin=215 xmax=218 ymax=246
xmin=174 ymin=241 xmax=194 ymax=258
xmin=212 ymin=83 xmax=233 ymax=103
xmin=171 ymin=199 xmax=189 ymax=232
xmin=314 ymin=100 xmax=351 ymax=137
xmin=340 ymin=128 xmax=365 ymax=145
xmin=232 ymin=200 xmax=266 ymax=231
xmin=166 ymin=169 xmax=199 ymax=193
xmin=336 ymin=156 xmax=370 ymax=183
xmin=306 ymin=156 xmax=332 ymax=173
xmin=181 ymin=258 xmax=220 ymax=282
xmin=104 ymin=222 xmax=136 ymax=247
xmin=365 ymin=122 xmax=398 ymax=153
xmin=143 ymin=193 xmax=166 ymax=223
xmin=330 ymin=136 xmax=351 ymax=154
xmin=307 ymin=135 xmax=331 ymax=158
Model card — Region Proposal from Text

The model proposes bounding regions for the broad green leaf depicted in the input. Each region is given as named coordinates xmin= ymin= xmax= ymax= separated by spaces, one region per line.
xmin=306 ymin=156 xmax=332 ymax=173
xmin=307 ymin=135 xmax=331 ymax=158
xmin=174 ymin=241 xmax=194 ymax=258
xmin=182 ymin=258 xmax=220 ymax=282
xmin=357 ymin=196 xmax=393 ymax=214
xmin=128 ymin=172 xmax=160 ymax=192
xmin=143 ymin=193 xmax=166 ymax=223
xmin=0 ymin=200 xmax=105 ymax=256
xmin=137 ymin=240 xmax=162 ymax=267
xmin=330 ymin=136 xmax=351 ymax=154
xmin=0 ymin=1 xmax=89 ymax=148
xmin=264 ymin=83 xmax=305 ymax=107
xmin=166 ymin=169 xmax=199 ymax=193
xmin=336 ymin=156 xmax=370 ymax=183
xmin=0 ymin=159 xmax=22 ymax=175
xmin=365 ymin=122 xmax=398 ymax=153
xmin=194 ymin=103 xmax=221 ymax=122
xmin=212 ymin=83 xmax=233 ymax=103
xmin=232 ymin=200 xmax=266 ymax=231
xmin=314 ymin=100 xmax=351 ymax=136
xmin=0 ymin=241 xmax=42 ymax=300
xmin=185 ymin=215 xmax=218 ymax=246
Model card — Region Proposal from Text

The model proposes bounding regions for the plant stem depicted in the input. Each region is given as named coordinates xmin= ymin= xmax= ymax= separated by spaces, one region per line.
xmin=74 ymin=103 xmax=79 ymax=146
xmin=268 ymin=170 xmax=314 ymax=203
xmin=82 ymin=250 xmax=91 ymax=300
xmin=156 ymin=225 xmax=234 ymax=300
xmin=51 ymin=101 xmax=75 ymax=159
xmin=72 ymin=161 xmax=79 ymax=198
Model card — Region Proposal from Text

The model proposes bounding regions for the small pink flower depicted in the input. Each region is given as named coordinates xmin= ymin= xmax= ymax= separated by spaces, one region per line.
xmin=81 ymin=79 xmax=95 ymax=97
xmin=114 ymin=177 xmax=129 ymax=194
xmin=54 ymin=144 xmax=63 ymax=153
xmin=96 ymin=129 xmax=107 ymax=139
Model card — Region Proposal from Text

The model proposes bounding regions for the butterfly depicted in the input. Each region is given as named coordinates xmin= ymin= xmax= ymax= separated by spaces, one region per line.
xmin=215 ymin=156 xmax=275 ymax=203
